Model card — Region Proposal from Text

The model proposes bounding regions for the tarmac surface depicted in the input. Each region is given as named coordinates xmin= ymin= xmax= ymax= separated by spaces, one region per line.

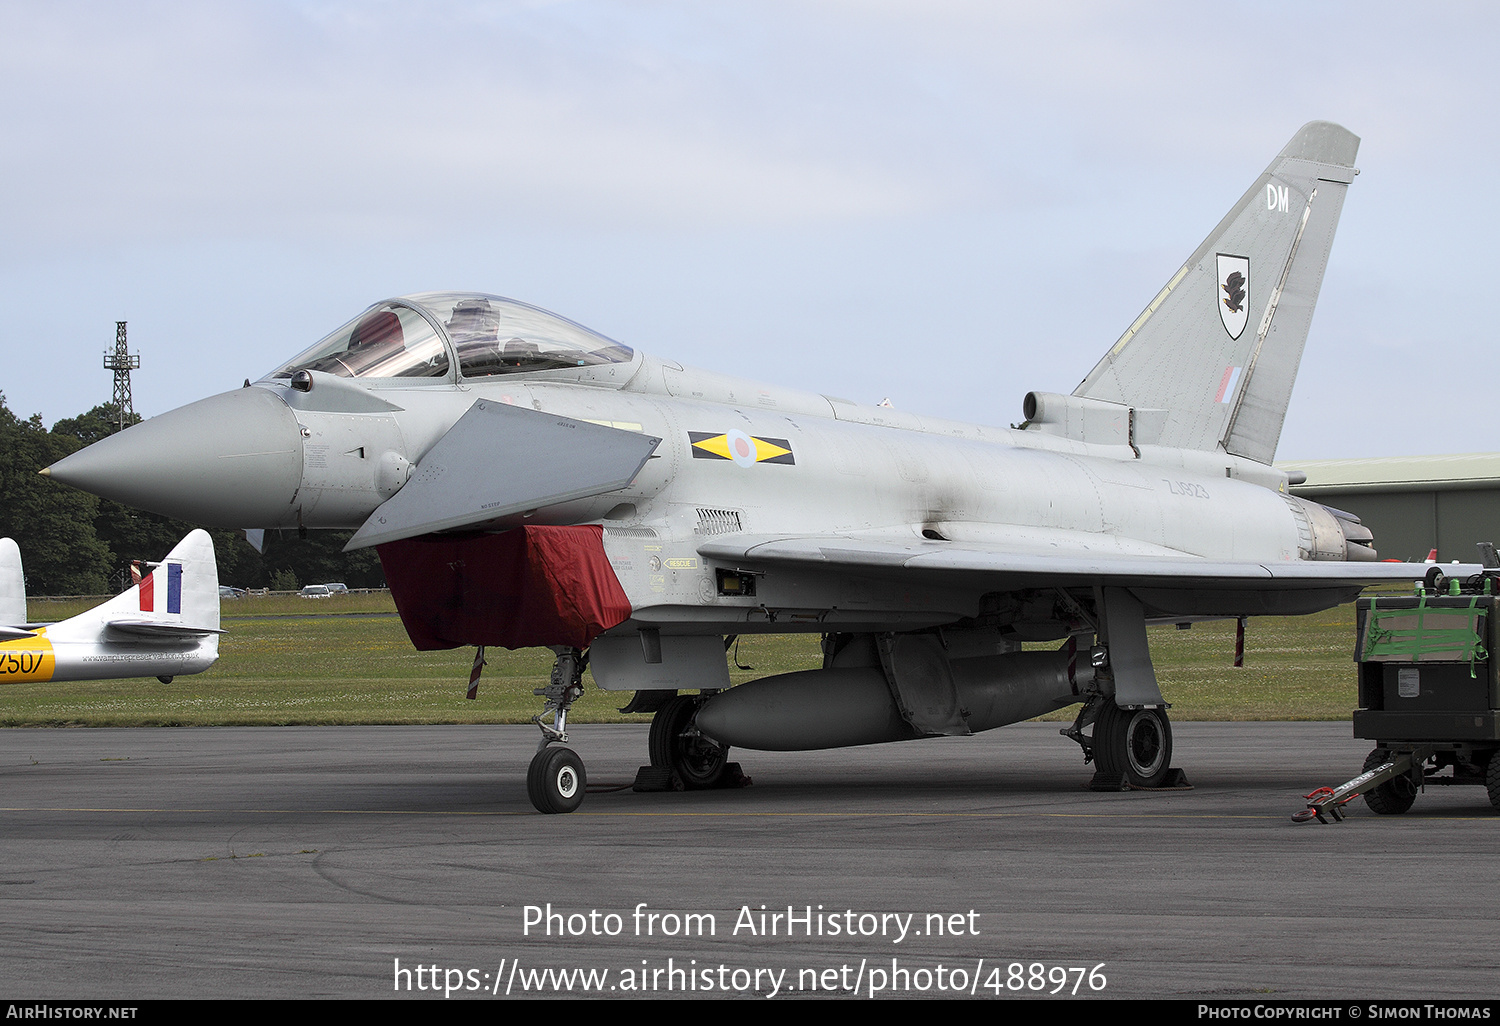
xmin=1 ymin=721 xmax=1497 ymax=1001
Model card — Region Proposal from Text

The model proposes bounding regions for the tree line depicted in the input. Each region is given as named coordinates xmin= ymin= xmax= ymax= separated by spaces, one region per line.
xmin=0 ymin=393 xmax=385 ymax=595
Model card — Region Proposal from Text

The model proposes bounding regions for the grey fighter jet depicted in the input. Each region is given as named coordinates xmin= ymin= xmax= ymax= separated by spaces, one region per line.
xmin=45 ymin=122 xmax=1426 ymax=812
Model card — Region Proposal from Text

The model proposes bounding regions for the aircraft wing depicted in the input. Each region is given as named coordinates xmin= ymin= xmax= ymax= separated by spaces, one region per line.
xmin=697 ymin=533 xmax=1464 ymax=614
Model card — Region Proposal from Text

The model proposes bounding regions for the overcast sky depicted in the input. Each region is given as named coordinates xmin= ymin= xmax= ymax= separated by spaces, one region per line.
xmin=2 ymin=1 xmax=1495 ymax=461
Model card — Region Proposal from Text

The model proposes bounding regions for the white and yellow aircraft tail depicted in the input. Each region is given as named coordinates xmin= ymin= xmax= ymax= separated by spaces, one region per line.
xmin=0 ymin=538 xmax=24 ymax=629
xmin=0 ymin=529 xmax=221 ymax=684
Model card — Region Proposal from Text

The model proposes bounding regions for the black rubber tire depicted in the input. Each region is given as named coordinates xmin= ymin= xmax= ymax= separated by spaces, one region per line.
xmin=1361 ymin=748 xmax=1417 ymax=815
xmin=1425 ymin=566 xmax=1447 ymax=595
xmin=648 ymin=695 xmax=729 ymax=789
xmin=1485 ymin=750 xmax=1500 ymax=813
xmin=527 ymin=746 xmax=586 ymax=814
xmin=647 ymin=695 xmax=684 ymax=768
xmin=1094 ymin=703 xmax=1172 ymax=788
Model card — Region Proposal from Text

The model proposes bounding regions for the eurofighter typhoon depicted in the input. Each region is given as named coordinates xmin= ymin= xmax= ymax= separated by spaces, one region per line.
xmin=45 ymin=122 xmax=1418 ymax=812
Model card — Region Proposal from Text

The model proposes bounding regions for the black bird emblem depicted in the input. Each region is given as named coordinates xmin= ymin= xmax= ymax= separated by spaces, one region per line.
xmin=1221 ymin=271 xmax=1246 ymax=314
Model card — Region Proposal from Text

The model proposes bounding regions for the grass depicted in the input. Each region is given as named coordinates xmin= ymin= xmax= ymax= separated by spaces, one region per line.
xmin=1033 ymin=602 xmax=1360 ymax=722
xmin=0 ymin=592 xmax=1368 ymax=727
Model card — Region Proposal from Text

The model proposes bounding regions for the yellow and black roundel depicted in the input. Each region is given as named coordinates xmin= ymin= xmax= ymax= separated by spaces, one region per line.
xmin=689 ymin=430 xmax=795 ymax=466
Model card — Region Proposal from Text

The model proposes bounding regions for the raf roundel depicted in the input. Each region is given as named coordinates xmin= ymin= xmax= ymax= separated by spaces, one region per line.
xmin=727 ymin=429 xmax=756 ymax=468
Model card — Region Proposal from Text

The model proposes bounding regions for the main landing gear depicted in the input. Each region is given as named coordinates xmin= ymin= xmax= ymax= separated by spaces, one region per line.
xmin=1093 ymin=702 xmax=1175 ymax=789
xmin=527 ymin=647 xmax=588 ymax=814
xmin=1066 ymin=695 xmax=1185 ymax=791
xmin=1059 ymin=589 xmax=1187 ymax=791
xmin=647 ymin=694 xmax=731 ymax=789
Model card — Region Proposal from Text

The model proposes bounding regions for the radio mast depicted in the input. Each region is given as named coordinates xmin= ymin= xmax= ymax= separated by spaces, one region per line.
xmin=102 ymin=321 xmax=140 ymax=432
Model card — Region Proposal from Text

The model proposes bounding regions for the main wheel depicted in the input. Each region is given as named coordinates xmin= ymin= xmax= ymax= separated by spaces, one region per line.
xmin=649 ymin=695 xmax=729 ymax=789
xmin=1484 ymin=750 xmax=1500 ymax=813
xmin=527 ymin=746 xmax=586 ymax=814
xmin=1094 ymin=702 xmax=1172 ymax=788
xmin=1361 ymin=748 xmax=1417 ymax=815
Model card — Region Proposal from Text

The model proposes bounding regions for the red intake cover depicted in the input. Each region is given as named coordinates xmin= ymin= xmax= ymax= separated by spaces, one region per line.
xmin=377 ymin=525 xmax=632 ymax=651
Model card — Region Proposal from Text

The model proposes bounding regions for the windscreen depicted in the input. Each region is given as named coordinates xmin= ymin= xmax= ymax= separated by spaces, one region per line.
xmin=269 ymin=303 xmax=451 ymax=380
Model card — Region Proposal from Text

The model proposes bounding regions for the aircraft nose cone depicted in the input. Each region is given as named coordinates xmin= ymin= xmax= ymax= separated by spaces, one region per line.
xmin=45 ymin=387 xmax=303 ymax=527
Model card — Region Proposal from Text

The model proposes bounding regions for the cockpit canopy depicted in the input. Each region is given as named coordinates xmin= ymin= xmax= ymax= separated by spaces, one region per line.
xmin=268 ymin=292 xmax=635 ymax=383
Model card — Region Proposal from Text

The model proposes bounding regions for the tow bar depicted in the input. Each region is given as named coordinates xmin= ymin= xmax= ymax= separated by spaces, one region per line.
xmin=1292 ymin=746 xmax=1433 ymax=823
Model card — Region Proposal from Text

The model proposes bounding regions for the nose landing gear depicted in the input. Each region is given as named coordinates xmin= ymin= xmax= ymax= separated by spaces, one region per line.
xmin=527 ymin=647 xmax=588 ymax=814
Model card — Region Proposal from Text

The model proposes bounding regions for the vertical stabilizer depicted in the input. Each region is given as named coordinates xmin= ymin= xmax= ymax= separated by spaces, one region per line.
xmin=49 ymin=530 xmax=221 ymax=641
xmin=1074 ymin=121 xmax=1359 ymax=464
xmin=0 ymin=539 xmax=25 ymax=626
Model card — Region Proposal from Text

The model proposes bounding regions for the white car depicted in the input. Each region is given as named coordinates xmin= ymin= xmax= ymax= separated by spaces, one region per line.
xmin=299 ymin=584 xmax=331 ymax=599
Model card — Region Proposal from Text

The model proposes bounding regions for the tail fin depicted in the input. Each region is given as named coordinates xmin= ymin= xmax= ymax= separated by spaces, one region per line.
xmin=49 ymin=530 xmax=221 ymax=641
xmin=1074 ymin=121 xmax=1359 ymax=464
xmin=0 ymin=539 xmax=24 ymax=626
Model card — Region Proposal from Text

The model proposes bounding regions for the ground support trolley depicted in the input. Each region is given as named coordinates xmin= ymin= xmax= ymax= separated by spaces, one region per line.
xmin=1294 ymin=572 xmax=1500 ymax=823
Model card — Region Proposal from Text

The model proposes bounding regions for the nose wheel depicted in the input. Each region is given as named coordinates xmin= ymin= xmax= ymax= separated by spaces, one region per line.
xmin=528 ymin=745 xmax=586 ymax=814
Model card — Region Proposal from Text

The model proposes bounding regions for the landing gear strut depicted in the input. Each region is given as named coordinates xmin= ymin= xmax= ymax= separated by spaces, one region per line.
xmin=527 ymin=647 xmax=587 ymax=814
xmin=1059 ymin=590 xmax=1187 ymax=791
